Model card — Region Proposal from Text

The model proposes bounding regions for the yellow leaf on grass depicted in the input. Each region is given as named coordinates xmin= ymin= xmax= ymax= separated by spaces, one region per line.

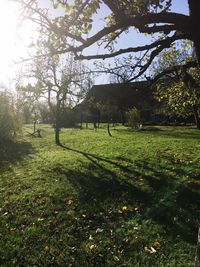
xmin=66 ymin=199 xmax=74 ymax=205
xmin=37 ymin=218 xmax=44 ymax=222
xmin=10 ymin=228 xmax=17 ymax=232
xmin=144 ymin=246 xmax=157 ymax=254
xmin=44 ymin=246 xmax=50 ymax=252
xmin=90 ymin=244 xmax=96 ymax=250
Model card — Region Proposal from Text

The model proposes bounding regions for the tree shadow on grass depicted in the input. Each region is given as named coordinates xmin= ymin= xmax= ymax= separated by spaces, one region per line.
xmin=57 ymin=144 xmax=199 ymax=244
xmin=141 ymin=128 xmax=200 ymax=140
xmin=0 ymin=140 xmax=34 ymax=170
xmin=115 ymin=126 xmax=200 ymax=140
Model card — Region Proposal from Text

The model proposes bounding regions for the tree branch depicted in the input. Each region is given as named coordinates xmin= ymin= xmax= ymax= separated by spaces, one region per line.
xmin=75 ymin=33 xmax=189 ymax=60
xmin=148 ymin=60 xmax=197 ymax=85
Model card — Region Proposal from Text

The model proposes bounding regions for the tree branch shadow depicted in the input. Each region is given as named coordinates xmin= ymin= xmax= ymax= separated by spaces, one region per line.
xmin=0 ymin=140 xmax=34 ymax=170
xmin=56 ymin=143 xmax=199 ymax=244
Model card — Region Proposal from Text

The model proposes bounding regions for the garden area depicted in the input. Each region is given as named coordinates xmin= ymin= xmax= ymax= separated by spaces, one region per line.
xmin=0 ymin=124 xmax=199 ymax=266
xmin=0 ymin=0 xmax=200 ymax=266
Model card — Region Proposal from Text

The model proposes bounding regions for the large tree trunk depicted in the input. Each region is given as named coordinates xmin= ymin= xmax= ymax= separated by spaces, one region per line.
xmin=188 ymin=0 xmax=200 ymax=64
xmin=185 ymin=5 xmax=200 ymax=261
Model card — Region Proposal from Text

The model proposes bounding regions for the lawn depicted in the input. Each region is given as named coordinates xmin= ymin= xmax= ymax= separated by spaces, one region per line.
xmin=0 ymin=124 xmax=200 ymax=266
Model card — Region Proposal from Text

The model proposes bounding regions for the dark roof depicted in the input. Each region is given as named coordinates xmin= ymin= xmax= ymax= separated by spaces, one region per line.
xmin=87 ymin=81 xmax=154 ymax=110
xmin=91 ymin=81 xmax=150 ymax=90
xmin=74 ymin=81 xmax=156 ymax=112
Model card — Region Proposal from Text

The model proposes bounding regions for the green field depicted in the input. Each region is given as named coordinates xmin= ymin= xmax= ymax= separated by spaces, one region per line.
xmin=0 ymin=125 xmax=200 ymax=266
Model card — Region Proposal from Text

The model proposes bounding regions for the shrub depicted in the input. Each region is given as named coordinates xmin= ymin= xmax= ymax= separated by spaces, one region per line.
xmin=0 ymin=91 xmax=21 ymax=141
xmin=126 ymin=107 xmax=141 ymax=129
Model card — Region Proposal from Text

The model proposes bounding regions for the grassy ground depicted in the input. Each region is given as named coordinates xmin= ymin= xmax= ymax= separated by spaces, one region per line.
xmin=0 ymin=124 xmax=200 ymax=266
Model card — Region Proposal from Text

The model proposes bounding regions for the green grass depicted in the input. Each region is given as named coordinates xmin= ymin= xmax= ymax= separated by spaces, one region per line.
xmin=0 ymin=124 xmax=200 ymax=266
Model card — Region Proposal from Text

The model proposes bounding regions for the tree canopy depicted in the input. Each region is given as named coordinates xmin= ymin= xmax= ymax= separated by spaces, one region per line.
xmin=14 ymin=0 xmax=200 ymax=80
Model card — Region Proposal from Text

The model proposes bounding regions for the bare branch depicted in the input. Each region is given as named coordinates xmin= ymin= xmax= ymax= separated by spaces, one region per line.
xmin=75 ymin=33 xmax=189 ymax=60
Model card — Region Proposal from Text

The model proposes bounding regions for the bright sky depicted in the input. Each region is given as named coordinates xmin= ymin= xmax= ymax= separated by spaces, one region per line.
xmin=0 ymin=0 xmax=37 ymax=88
xmin=0 ymin=1 xmax=17 ymax=86
xmin=0 ymin=0 xmax=189 ymax=86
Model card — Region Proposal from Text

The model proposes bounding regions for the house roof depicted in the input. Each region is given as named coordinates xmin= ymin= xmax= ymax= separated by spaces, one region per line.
xmin=86 ymin=81 xmax=155 ymax=110
xmin=74 ymin=81 xmax=157 ymax=112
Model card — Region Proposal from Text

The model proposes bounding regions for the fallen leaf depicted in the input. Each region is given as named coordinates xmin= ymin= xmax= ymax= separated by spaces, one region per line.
xmin=44 ymin=246 xmax=50 ymax=252
xmin=90 ymin=244 xmax=96 ymax=250
xmin=37 ymin=218 xmax=44 ymax=222
xmin=96 ymin=228 xmax=103 ymax=233
xmin=66 ymin=199 xmax=73 ymax=205
xmin=122 ymin=206 xmax=128 ymax=211
xmin=89 ymin=235 xmax=93 ymax=240
xmin=153 ymin=241 xmax=161 ymax=249
xmin=113 ymin=255 xmax=120 ymax=261
xmin=10 ymin=228 xmax=17 ymax=232
xmin=144 ymin=246 xmax=157 ymax=254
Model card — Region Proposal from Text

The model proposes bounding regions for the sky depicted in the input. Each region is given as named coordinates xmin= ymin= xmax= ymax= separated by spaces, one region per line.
xmin=0 ymin=0 xmax=189 ymax=87
xmin=0 ymin=0 xmax=38 ymax=88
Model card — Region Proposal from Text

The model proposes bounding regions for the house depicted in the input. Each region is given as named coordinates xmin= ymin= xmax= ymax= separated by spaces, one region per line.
xmin=75 ymin=81 xmax=160 ymax=124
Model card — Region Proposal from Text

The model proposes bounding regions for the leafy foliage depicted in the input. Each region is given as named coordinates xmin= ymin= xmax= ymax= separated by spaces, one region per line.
xmin=126 ymin=107 xmax=141 ymax=129
xmin=16 ymin=0 xmax=195 ymax=82
xmin=155 ymin=77 xmax=199 ymax=118
xmin=19 ymin=52 xmax=93 ymax=143
xmin=0 ymin=90 xmax=21 ymax=141
xmin=152 ymin=42 xmax=200 ymax=120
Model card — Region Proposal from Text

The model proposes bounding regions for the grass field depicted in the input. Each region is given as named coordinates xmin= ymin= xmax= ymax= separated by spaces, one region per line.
xmin=0 ymin=124 xmax=200 ymax=266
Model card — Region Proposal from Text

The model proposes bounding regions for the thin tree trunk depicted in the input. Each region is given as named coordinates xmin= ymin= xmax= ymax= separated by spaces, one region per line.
xmin=55 ymin=98 xmax=61 ymax=145
xmin=80 ymin=113 xmax=83 ymax=129
xmin=195 ymin=226 xmax=200 ymax=267
xmin=193 ymin=106 xmax=200 ymax=129
xmin=120 ymin=110 xmax=125 ymax=125
xmin=107 ymin=122 xmax=112 ymax=137
xmin=93 ymin=121 xmax=97 ymax=130
xmin=33 ymin=112 xmax=37 ymax=133
xmin=55 ymin=120 xmax=60 ymax=145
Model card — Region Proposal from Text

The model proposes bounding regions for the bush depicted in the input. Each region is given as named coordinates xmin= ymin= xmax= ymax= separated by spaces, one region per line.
xmin=0 ymin=91 xmax=21 ymax=141
xmin=126 ymin=107 xmax=141 ymax=129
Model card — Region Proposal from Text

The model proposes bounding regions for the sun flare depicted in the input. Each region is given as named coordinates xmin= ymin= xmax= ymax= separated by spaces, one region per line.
xmin=0 ymin=1 xmax=35 ymax=85
xmin=0 ymin=1 xmax=18 ymax=82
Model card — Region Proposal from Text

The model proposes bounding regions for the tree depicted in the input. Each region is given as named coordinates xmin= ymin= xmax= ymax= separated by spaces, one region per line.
xmin=0 ymin=88 xmax=22 ymax=142
xmin=19 ymin=54 xmax=92 ymax=144
xmin=16 ymin=83 xmax=43 ymax=133
xmin=13 ymin=1 xmax=200 ymax=263
xmin=14 ymin=0 xmax=200 ymax=77
xmin=93 ymin=56 xmax=139 ymax=84
xmin=152 ymin=42 xmax=200 ymax=129
xmin=37 ymin=101 xmax=53 ymax=124
xmin=155 ymin=78 xmax=200 ymax=125
xmin=126 ymin=107 xmax=141 ymax=129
